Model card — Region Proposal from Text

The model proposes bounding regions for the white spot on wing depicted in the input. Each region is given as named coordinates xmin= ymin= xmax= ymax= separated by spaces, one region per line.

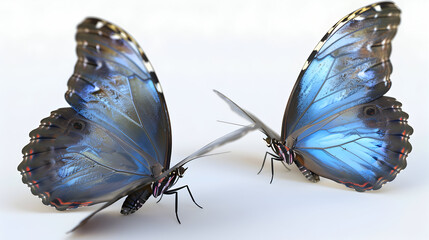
xmin=315 ymin=41 xmax=324 ymax=51
xmin=156 ymin=82 xmax=163 ymax=93
xmin=373 ymin=5 xmax=382 ymax=12
xmin=95 ymin=21 xmax=104 ymax=29
xmin=111 ymin=33 xmax=121 ymax=40
xmin=144 ymin=62 xmax=155 ymax=72
xmin=96 ymin=61 xmax=102 ymax=70
xmin=355 ymin=16 xmax=365 ymax=21
xmin=302 ymin=61 xmax=309 ymax=70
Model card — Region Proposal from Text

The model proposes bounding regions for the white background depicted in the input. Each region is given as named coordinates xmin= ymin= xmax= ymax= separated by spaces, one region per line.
xmin=1 ymin=0 xmax=428 ymax=239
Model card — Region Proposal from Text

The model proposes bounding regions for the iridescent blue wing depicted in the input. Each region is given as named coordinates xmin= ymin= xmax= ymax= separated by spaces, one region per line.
xmin=280 ymin=2 xmax=413 ymax=190
xmin=18 ymin=108 xmax=152 ymax=210
xmin=65 ymin=17 xmax=171 ymax=170
xmin=289 ymin=97 xmax=412 ymax=191
xmin=281 ymin=2 xmax=400 ymax=139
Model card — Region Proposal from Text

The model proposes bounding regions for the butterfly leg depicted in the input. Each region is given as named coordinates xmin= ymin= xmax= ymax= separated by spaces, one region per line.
xmin=295 ymin=161 xmax=320 ymax=183
xmin=260 ymin=152 xmax=284 ymax=184
xmin=163 ymin=185 xmax=203 ymax=224
xmin=161 ymin=190 xmax=182 ymax=224
xmin=156 ymin=194 xmax=164 ymax=203
xmin=259 ymin=152 xmax=282 ymax=174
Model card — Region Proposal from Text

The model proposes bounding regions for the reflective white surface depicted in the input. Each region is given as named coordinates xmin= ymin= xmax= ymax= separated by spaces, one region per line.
xmin=1 ymin=0 xmax=428 ymax=239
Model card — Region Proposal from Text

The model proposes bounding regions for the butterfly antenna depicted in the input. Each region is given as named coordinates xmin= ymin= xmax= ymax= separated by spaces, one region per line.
xmin=217 ymin=120 xmax=247 ymax=127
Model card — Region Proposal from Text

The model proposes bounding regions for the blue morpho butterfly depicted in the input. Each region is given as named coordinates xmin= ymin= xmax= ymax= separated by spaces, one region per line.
xmin=215 ymin=2 xmax=412 ymax=192
xmin=17 ymin=17 xmax=255 ymax=232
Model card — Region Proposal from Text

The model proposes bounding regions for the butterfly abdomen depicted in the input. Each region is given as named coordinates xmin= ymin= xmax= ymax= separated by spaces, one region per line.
xmin=120 ymin=185 xmax=152 ymax=215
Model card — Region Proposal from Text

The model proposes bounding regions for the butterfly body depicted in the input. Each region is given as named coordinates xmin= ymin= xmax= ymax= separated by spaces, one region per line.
xmin=215 ymin=2 xmax=412 ymax=192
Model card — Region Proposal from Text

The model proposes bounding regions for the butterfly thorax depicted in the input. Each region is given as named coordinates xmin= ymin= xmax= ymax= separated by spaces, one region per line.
xmin=152 ymin=166 xmax=187 ymax=198
xmin=266 ymin=138 xmax=294 ymax=165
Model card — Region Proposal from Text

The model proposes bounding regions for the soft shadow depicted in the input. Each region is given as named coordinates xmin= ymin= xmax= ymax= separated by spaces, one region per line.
xmin=67 ymin=212 xmax=127 ymax=236
xmin=66 ymin=203 xmax=178 ymax=238
xmin=226 ymin=150 xmax=408 ymax=193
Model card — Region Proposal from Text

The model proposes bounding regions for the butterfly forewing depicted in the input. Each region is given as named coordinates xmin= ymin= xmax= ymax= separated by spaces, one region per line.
xmin=66 ymin=18 xmax=172 ymax=170
xmin=281 ymin=2 xmax=400 ymax=139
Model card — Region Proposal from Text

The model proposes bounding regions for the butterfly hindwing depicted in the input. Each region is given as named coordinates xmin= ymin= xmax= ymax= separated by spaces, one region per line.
xmin=282 ymin=2 xmax=400 ymax=138
xmin=66 ymin=17 xmax=172 ymax=170
xmin=288 ymin=97 xmax=412 ymax=191
xmin=18 ymin=108 xmax=153 ymax=210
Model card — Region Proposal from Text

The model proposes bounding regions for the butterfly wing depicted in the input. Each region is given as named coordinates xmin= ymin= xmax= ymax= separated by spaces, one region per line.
xmin=19 ymin=17 xmax=171 ymax=219
xmin=160 ymin=124 xmax=257 ymax=178
xmin=65 ymin=17 xmax=171 ymax=170
xmin=281 ymin=2 xmax=400 ymax=139
xmin=289 ymin=97 xmax=412 ymax=191
xmin=214 ymin=90 xmax=280 ymax=140
xmin=18 ymin=108 xmax=153 ymax=210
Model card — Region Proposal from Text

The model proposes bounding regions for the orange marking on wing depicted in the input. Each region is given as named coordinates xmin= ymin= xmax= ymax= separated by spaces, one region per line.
xmin=32 ymin=180 xmax=39 ymax=188
xmin=26 ymin=167 xmax=31 ymax=176
xmin=55 ymin=198 xmax=93 ymax=207
xmin=50 ymin=201 xmax=60 ymax=208
xmin=390 ymin=165 xmax=399 ymax=175
xmin=36 ymin=134 xmax=40 ymax=138
xmin=44 ymin=192 xmax=50 ymax=198
xmin=56 ymin=198 xmax=73 ymax=205
xmin=79 ymin=201 xmax=93 ymax=206
xmin=338 ymin=180 xmax=370 ymax=188
xmin=402 ymin=130 xmax=406 ymax=136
